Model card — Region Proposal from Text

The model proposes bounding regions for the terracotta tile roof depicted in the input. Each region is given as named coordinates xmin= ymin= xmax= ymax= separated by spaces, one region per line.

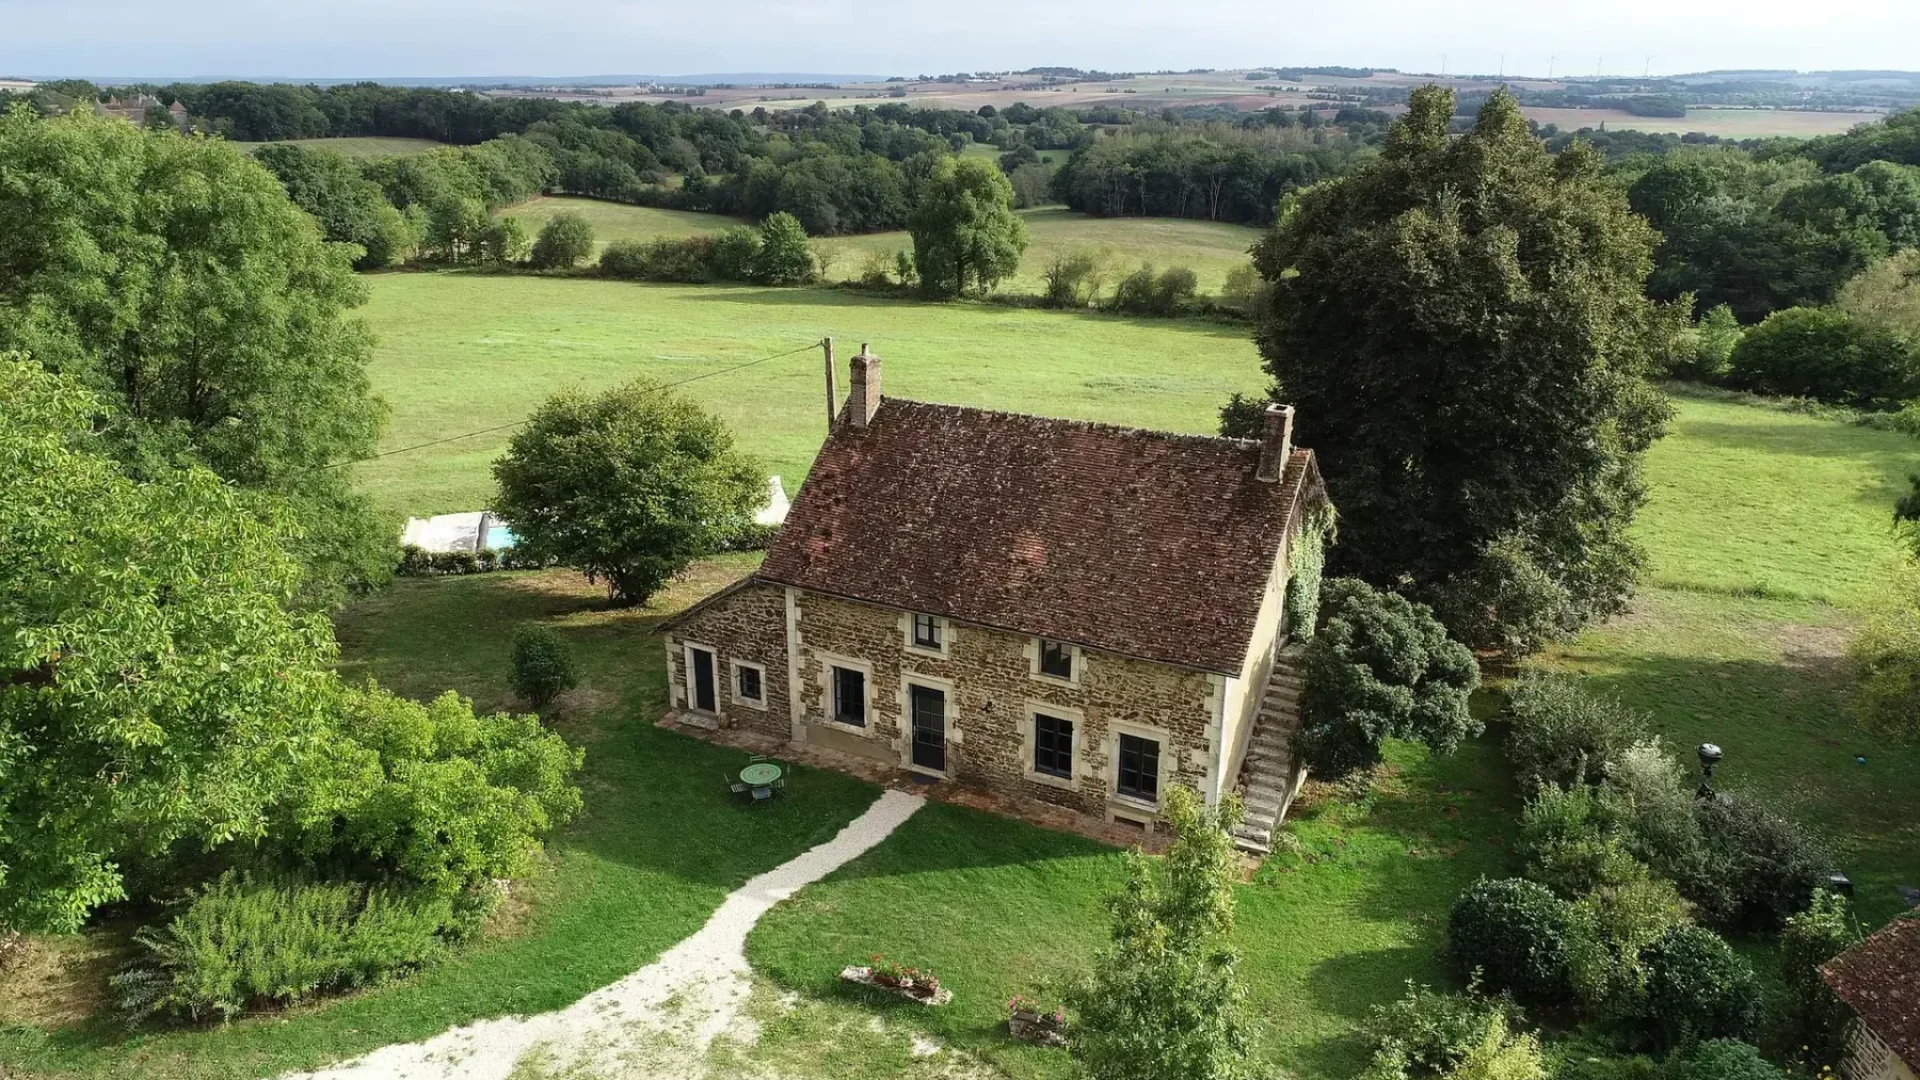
xmin=1822 ymin=916 xmax=1920 ymax=1069
xmin=756 ymin=398 xmax=1327 ymax=674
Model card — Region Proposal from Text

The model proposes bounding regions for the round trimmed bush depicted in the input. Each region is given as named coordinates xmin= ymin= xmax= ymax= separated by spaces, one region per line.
xmin=1447 ymin=878 xmax=1576 ymax=1007
xmin=1663 ymin=1040 xmax=1787 ymax=1080
xmin=509 ymin=624 xmax=578 ymax=709
xmin=1641 ymin=926 xmax=1763 ymax=1049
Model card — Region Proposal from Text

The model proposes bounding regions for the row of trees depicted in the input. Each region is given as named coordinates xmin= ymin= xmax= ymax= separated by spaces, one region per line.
xmin=1051 ymin=126 xmax=1379 ymax=226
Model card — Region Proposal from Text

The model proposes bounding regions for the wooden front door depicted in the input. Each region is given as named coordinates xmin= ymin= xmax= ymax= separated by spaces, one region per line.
xmin=909 ymin=685 xmax=947 ymax=772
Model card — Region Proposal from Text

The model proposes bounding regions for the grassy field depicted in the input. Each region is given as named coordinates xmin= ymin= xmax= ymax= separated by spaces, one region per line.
xmin=1521 ymin=106 xmax=1883 ymax=137
xmin=1548 ymin=392 xmax=1920 ymax=927
xmin=355 ymin=272 xmax=1264 ymax=518
xmin=500 ymin=197 xmax=1264 ymax=294
xmin=233 ymin=135 xmax=446 ymax=157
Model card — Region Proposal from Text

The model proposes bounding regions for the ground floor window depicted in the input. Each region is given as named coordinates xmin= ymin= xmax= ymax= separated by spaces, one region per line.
xmin=1033 ymin=712 xmax=1074 ymax=778
xmin=831 ymin=665 xmax=866 ymax=727
xmin=734 ymin=662 xmax=763 ymax=704
xmin=1116 ymin=732 xmax=1161 ymax=802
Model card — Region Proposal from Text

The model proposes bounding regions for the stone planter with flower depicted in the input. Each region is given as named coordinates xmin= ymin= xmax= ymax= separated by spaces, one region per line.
xmin=1007 ymin=994 xmax=1068 ymax=1046
xmin=840 ymin=954 xmax=951 ymax=1005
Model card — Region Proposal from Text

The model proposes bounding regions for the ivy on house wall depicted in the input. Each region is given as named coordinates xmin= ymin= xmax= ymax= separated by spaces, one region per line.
xmin=1285 ymin=504 xmax=1336 ymax=640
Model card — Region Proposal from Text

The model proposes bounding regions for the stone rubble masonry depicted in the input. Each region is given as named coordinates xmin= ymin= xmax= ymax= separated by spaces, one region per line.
xmin=664 ymin=580 xmax=1221 ymax=826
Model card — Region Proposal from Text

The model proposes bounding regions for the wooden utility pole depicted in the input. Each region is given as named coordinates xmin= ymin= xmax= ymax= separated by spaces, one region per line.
xmin=823 ymin=337 xmax=837 ymax=429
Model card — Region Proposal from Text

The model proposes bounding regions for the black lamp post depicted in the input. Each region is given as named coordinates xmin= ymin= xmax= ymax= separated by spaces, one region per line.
xmin=1696 ymin=742 xmax=1724 ymax=799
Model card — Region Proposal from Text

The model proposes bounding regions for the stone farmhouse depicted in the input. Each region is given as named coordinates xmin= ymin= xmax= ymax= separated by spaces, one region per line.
xmin=658 ymin=346 xmax=1330 ymax=851
xmin=1823 ymin=915 xmax=1920 ymax=1080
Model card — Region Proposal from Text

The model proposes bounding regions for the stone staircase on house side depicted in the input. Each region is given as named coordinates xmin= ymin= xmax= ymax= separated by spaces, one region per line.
xmin=1231 ymin=646 xmax=1309 ymax=856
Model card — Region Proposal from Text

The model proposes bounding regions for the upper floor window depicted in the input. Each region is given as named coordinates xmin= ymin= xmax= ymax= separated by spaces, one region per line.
xmin=912 ymin=613 xmax=943 ymax=650
xmin=1038 ymin=639 xmax=1075 ymax=681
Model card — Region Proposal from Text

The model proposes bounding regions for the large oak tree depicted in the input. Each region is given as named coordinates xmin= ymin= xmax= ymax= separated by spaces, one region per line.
xmin=1233 ymin=87 xmax=1678 ymax=654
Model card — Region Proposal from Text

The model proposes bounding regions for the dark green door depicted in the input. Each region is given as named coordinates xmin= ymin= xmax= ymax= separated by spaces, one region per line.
xmin=910 ymin=685 xmax=946 ymax=772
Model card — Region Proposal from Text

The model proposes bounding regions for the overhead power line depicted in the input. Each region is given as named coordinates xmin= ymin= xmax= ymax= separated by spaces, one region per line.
xmin=320 ymin=339 xmax=826 ymax=471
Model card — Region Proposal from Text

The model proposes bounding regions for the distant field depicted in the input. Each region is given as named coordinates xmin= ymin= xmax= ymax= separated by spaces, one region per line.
xmin=355 ymin=273 xmax=1264 ymax=518
xmin=502 ymin=197 xmax=1263 ymax=294
xmin=1522 ymin=106 xmax=1883 ymax=137
xmin=235 ymin=136 xmax=445 ymax=157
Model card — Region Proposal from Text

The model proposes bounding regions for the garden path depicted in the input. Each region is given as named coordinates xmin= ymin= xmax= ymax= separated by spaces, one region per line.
xmin=283 ymin=789 xmax=926 ymax=1080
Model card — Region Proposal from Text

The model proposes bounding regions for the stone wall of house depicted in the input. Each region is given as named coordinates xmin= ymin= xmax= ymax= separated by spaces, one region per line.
xmin=1844 ymin=1024 xmax=1918 ymax=1080
xmin=792 ymin=590 xmax=1220 ymax=824
xmin=663 ymin=583 xmax=791 ymax=741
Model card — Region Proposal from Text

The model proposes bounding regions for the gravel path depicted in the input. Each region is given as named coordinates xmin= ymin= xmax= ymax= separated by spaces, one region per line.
xmin=285 ymin=789 xmax=925 ymax=1080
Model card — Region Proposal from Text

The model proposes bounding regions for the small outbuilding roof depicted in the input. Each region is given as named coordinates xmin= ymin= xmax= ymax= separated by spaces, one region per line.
xmin=751 ymin=397 xmax=1326 ymax=674
xmin=1822 ymin=915 xmax=1920 ymax=1069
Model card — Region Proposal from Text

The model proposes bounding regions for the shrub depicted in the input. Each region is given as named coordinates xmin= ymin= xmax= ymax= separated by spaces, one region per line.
xmin=1107 ymin=265 xmax=1160 ymax=314
xmin=478 ymin=215 xmax=530 ymax=265
xmin=1041 ymin=249 xmax=1107 ymax=308
xmin=1668 ymin=305 xmax=1743 ymax=382
xmin=278 ymin=688 xmax=584 ymax=896
xmin=1640 ymin=926 xmax=1763 ymax=1049
xmin=1779 ymin=891 xmax=1863 ymax=1069
xmin=113 ymin=873 xmax=474 ymax=1024
xmin=1504 ymin=673 xmax=1650 ymax=795
xmin=1361 ymin=982 xmax=1539 ymax=1080
xmin=1564 ymin=867 xmax=1693 ymax=1020
xmin=753 ymin=211 xmax=816 ymax=285
xmin=1679 ymin=793 xmax=1830 ymax=931
xmin=1661 ymin=1040 xmax=1788 ymax=1080
xmin=1448 ymin=879 xmax=1577 ymax=1007
xmin=491 ymin=380 xmax=765 ymax=606
xmin=1848 ymin=564 xmax=1920 ymax=739
xmin=1518 ymin=783 xmax=1638 ymax=898
xmin=528 ymin=211 xmax=594 ymax=269
xmin=1219 ymin=263 xmax=1271 ymax=319
xmin=1605 ymin=741 xmax=1705 ymax=874
xmin=858 ymin=248 xmax=896 ymax=287
xmin=509 ymin=625 xmax=578 ymax=710
xmin=1725 ymin=306 xmax=1920 ymax=409
xmin=1425 ymin=534 xmax=1589 ymax=660
xmin=1293 ymin=578 xmax=1481 ymax=779
xmin=1105 ymin=264 xmax=1203 ymax=316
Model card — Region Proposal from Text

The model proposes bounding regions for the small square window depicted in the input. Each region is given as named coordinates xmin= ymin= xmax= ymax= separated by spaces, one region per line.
xmin=1033 ymin=712 xmax=1074 ymax=778
xmin=912 ymin=613 xmax=942 ymax=650
xmin=736 ymin=665 xmax=763 ymax=702
xmin=1116 ymin=733 xmax=1161 ymax=802
xmin=832 ymin=665 xmax=866 ymax=727
xmin=1038 ymin=639 xmax=1074 ymax=680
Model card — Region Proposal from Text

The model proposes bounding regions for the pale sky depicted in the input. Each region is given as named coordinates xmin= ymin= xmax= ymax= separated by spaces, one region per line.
xmin=3 ymin=0 xmax=1914 ymax=81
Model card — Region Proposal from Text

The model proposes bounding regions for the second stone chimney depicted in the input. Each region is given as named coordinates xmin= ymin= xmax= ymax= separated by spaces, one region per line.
xmin=1256 ymin=403 xmax=1295 ymax=483
xmin=847 ymin=343 xmax=882 ymax=430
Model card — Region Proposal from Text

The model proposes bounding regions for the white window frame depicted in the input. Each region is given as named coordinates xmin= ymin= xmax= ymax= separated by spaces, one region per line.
xmin=730 ymin=659 xmax=768 ymax=710
xmin=1027 ymin=637 xmax=1082 ymax=686
xmin=1107 ymin=720 xmax=1171 ymax=811
xmin=681 ymin=640 xmax=721 ymax=715
xmin=898 ymin=671 xmax=958 ymax=777
xmin=901 ymin=611 xmax=951 ymax=659
xmin=816 ymin=652 xmax=875 ymax=735
xmin=1020 ymin=700 xmax=1083 ymax=790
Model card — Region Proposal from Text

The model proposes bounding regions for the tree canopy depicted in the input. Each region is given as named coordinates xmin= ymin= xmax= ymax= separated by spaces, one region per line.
xmin=1240 ymin=87 xmax=1676 ymax=652
xmin=0 ymin=106 xmax=391 ymax=604
xmin=491 ymin=380 xmax=765 ymax=606
xmin=908 ymin=156 xmax=1029 ymax=297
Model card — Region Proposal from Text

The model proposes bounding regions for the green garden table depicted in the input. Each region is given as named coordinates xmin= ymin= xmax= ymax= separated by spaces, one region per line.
xmin=740 ymin=762 xmax=783 ymax=787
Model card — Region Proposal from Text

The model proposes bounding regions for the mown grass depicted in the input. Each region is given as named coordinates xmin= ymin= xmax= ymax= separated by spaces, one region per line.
xmin=0 ymin=560 xmax=882 ymax=1080
xmin=500 ymin=196 xmax=1263 ymax=293
xmin=354 ymin=272 xmax=1264 ymax=518
xmin=234 ymin=136 xmax=446 ymax=157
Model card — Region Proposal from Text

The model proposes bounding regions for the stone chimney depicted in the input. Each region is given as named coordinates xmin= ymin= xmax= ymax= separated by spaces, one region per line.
xmin=1256 ymin=404 xmax=1295 ymax=483
xmin=846 ymin=343 xmax=882 ymax=430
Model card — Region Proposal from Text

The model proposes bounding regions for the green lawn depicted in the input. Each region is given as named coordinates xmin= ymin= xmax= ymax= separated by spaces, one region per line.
xmin=499 ymin=197 xmax=1263 ymax=294
xmin=1548 ymin=391 xmax=1920 ymax=928
xmin=0 ymin=560 xmax=883 ymax=1080
xmin=355 ymin=272 xmax=1264 ymax=519
xmin=234 ymin=136 xmax=446 ymax=158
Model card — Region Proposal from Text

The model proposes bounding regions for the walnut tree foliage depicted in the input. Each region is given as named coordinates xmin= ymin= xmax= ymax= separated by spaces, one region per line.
xmin=0 ymin=358 xmax=340 ymax=933
xmin=1068 ymin=786 xmax=1251 ymax=1080
xmin=1293 ymin=578 xmax=1482 ymax=780
xmin=1236 ymin=87 xmax=1678 ymax=656
xmin=491 ymin=380 xmax=765 ymax=607
xmin=0 ymin=105 xmax=391 ymax=607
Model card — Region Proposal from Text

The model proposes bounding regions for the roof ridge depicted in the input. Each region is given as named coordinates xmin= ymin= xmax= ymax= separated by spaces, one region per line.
xmin=878 ymin=396 xmax=1262 ymax=451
